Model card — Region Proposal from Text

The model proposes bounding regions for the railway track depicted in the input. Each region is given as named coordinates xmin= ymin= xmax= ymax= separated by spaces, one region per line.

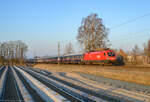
xmin=1 ymin=66 xmax=24 ymax=102
xmin=15 ymin=66 xmax=93 ymax=102
xmin=0 ymin=66 xmax=80 ymax=102
xmin=18 ymin=66 xmax=121 ymax=102
xmin=0 ymin=65 xmax=149 ymax=102
xmin=20 ymin=66 xmax=150 ymax=102
xmin=21 ymin=67 xmax=121 ymax=102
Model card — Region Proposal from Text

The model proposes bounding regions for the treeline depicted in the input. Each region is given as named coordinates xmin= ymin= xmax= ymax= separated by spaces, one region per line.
xmin=118 ymin=39 xmax=150 ymax=64
xmin=0 ymin=40 xmax=28 ymax=65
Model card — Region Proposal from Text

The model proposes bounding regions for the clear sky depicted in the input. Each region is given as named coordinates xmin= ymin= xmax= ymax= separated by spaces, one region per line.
xmin=0 ymin=0 xmax=150 ymax=58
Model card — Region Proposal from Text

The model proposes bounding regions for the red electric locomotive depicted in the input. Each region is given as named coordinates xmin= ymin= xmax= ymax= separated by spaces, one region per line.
xmin=83 ymin=50 xmax=117 ymax=64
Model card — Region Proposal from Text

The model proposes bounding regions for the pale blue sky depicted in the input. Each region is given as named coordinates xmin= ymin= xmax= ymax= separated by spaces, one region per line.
xmin=0 ymin=0 xmax=150 ymax=57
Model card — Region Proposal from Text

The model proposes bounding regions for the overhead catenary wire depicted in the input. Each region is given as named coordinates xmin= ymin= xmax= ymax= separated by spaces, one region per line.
xmin=108 ymin=12 xmax=150 ymax=49
xmin=111 ymin=32 xmax=150 ymax=50
xmin=110 ymin=28 xmax=150 ymax=42
xmin=110 ymin=12 xmax=150 ymax=30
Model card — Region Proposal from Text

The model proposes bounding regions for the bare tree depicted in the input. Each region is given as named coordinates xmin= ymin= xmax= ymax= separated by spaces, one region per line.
xmin=118 ymin=49 xmax=128 ymax=62
xmin=131 ymin=45 xmax=140 ymax=64
xmin=77 ymin=13 xmax=109 ymax=52
xmin=147 ymin=40 xmax=150 ymax=63
xmin=17 ymin=40 xmax=28 ymax=64
xmin=143 ymin=39 xmax=150 ymax=63
xmin=0 ymin=40 xmax=28 ymax=65
xmin=64 ymin=42 xmax=74 ymax=55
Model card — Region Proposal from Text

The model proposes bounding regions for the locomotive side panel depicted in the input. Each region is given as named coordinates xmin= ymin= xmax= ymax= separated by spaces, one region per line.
xmin=83 ymin=50 xmax=117 ymax=64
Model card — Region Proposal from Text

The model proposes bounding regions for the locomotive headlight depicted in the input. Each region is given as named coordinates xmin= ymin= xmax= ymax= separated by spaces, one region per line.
xmin=107 ymin=58 xmax=109 ymax=60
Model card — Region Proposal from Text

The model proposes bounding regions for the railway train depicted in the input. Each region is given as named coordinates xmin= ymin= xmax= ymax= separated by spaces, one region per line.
xmin=27 ymin=49 xmax=124 ymax=65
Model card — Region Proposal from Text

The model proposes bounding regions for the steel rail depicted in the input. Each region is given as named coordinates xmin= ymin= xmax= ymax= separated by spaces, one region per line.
xmin=15 ymin=66 xmax=70 ymax=102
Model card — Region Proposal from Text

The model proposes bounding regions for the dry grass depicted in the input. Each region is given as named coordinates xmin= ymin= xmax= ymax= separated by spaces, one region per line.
xmin=33 ymin=64 xmax=150 ymax=86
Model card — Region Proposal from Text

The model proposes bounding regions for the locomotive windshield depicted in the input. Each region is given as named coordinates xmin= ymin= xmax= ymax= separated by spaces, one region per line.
xmin=107 ymin=52 xmax=115 ymax=56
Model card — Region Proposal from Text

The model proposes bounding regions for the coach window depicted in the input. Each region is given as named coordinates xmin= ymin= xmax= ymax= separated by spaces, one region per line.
xmin=104 ymin=53 xmax=106 ymax=56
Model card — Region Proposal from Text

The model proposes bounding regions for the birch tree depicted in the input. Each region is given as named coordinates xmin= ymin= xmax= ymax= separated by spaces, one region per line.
xmin=77 ymin=13 xmax=109 ymax=52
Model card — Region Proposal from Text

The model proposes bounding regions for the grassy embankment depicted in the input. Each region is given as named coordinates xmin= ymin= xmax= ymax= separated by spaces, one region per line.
xmin=33 ymin=64 xmax=150 ymax=86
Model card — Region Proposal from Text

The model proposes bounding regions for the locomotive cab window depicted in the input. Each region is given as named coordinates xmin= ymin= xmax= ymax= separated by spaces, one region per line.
xmin=108 ymin=52 xmax=115 ymax=56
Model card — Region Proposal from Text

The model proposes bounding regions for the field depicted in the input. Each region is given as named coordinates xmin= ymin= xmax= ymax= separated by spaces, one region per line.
xmin=33 ymin=64 xmax=150 ymax=86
